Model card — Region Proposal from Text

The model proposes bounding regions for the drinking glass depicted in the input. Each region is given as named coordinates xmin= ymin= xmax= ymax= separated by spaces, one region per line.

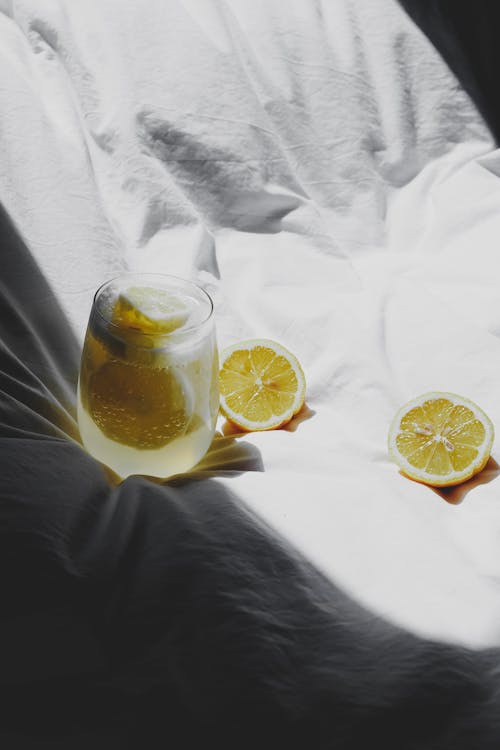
xmin=77 ymin=273 xmax=219 ymax=479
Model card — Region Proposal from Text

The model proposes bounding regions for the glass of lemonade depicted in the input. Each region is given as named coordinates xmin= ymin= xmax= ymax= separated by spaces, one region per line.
xmin=77 ymin=273 xmax=219 ymax=479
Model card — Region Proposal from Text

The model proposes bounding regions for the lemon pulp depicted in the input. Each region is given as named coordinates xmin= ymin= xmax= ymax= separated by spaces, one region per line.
xmin=219 ymin=339 xmax=306 ymax=431
xmin=388 ymin=393 xmax=494 ymax=487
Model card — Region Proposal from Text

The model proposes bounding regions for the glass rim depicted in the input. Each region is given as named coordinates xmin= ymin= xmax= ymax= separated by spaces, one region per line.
xmin=92 ymin=272 xmax=214 ymax=338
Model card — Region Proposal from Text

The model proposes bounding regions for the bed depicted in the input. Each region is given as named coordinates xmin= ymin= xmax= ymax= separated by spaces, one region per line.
xmin=1 ymin=0 xmax=500 ymax=747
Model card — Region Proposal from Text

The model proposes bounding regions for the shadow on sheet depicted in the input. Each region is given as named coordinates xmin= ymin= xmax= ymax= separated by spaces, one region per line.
xmin=398 ymin=1 xmax=500 ymax=142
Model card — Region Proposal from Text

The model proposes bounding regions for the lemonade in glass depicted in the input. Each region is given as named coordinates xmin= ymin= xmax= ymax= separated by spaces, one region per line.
xmin=77 ymin=273 xmax=219 ymax=479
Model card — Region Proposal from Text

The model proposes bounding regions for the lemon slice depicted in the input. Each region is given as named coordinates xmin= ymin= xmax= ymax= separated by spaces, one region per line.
xmin=112 ymin=286 xmax=189 ymax=335
xmin=87 ymin=359 xmax=194 ymax=449
xmin=219 ymin=339 xmax=306 ymax=431
xmin=388 ymin=392 xmax=494 ymax=487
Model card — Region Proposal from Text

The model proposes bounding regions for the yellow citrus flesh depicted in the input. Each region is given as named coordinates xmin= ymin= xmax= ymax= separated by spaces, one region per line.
xmin=87 ymin=357 xmax=191 ymax=449
xmin=388 ymin=392 xmax=494 ymax=487
xmin=112 ymin=286 xmax=189 ymax=335
xmin=219 ymin=339 xmax=306 ymax=431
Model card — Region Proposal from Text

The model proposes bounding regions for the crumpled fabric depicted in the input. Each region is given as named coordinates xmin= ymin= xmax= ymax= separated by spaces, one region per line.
xmin=1 ymin=5 xmax=500 ymax=744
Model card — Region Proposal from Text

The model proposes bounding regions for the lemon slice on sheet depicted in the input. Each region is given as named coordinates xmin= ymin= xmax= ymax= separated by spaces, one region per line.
xmin=112 ymin=286 xmax=189 ymax=335
xmin=388 ymin=392 xmax=494 ymax=487
xmin=219 ymin=339 xmax=306 ymax=431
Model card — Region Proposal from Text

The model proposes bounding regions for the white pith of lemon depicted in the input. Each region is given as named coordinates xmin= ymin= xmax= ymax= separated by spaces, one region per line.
xmin=388 ymin=392 xmax=494 ymax=487
xmin=219 ymin=339 xmax=306 ymax=431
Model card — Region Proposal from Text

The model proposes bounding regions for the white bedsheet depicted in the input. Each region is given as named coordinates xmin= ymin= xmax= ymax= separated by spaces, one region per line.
xmin=1 ymin=0 xmax=500 ymax=648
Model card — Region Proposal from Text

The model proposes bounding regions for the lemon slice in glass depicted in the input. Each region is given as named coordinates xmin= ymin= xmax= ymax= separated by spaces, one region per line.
xmin=88 ymin=359 xmax=194 ymax=449
xmin=112 ymin=286 xmax=189 ymax=335
xmin=388 ymin=392 xmax=494 ymax=487
xmin=219 ymin=339 xmax=306 ymax=431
